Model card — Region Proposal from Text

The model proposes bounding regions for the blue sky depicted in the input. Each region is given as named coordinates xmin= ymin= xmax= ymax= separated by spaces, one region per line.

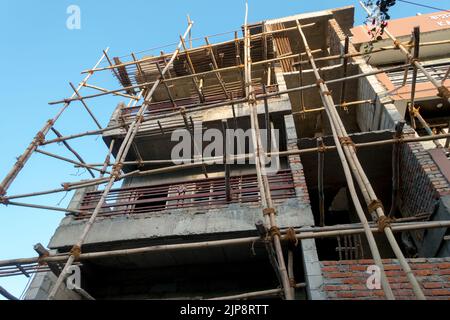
xmin=1 ymin=0 xmax=449 ymax=299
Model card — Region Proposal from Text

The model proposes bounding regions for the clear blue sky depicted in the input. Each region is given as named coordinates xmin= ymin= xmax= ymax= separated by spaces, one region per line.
xmin=1 ymin=0 xmax=449 ymax=299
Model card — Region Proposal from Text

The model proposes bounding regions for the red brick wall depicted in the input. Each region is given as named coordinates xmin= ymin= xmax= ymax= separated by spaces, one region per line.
xmin=321 ymin=258 xmax=450 ymax=300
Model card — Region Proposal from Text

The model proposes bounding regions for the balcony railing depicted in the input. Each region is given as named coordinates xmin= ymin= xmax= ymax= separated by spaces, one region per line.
xmin=77 ymin=169 xmax=296 ymax=219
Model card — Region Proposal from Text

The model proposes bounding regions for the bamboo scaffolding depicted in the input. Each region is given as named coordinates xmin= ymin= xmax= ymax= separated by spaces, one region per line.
xmin=296 ymin=20 xmax=395 ymax=300
xmin=299 ymin=17 xmax=427 ymax=300
xmin=46 ymin=22 xmax=194 ymax=300
xmin=50 ymin=127 xmax=96 ymax=178
xmin=79 ymin=23 xmax=316 ymax=75
xmin=359 ymin=1 xmax=450 ymax=104
xmin=1 ymin=219 xmax=448 ymax=270
xmin=82 ymin=83 xmax=139 ymax=100
xmin=4 ymin=131 xmax=450 ymax=203
xmin=244 ymin=4 xmax=293 ymax=300
xmin=35 ymin=149 xmax=108 ymax=176
xmin=0 ymin=49 xmax=109 ymax=197
xmin=69 ymin=82 xmax=102 ymax=130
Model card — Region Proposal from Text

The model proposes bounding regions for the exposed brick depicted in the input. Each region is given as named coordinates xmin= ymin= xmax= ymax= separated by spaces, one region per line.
xmin=423 ymin=282 xmax=442 ymax=289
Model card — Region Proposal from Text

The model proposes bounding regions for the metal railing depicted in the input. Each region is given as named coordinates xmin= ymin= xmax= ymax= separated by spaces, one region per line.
xmin=77 ymin=169 xmax=296 ymax=219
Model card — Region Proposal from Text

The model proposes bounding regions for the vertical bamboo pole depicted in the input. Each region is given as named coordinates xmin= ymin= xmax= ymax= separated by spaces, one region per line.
xmin=0 ymin=49 xmax=109 ymax=197
xmin=47 ymin=23 xmax=193 ymax=299
xmin=299 ymin=16 xmax=426 ymax=300
xmin=244 ymin=3 xmax=293 ymax=300
xmin=296 ymin=20 xmax=395 ymax=300
xmin=317 ymin=137 xmax=325 ymax=227
xmin=389 ymin=121 xmax=405 ymax=217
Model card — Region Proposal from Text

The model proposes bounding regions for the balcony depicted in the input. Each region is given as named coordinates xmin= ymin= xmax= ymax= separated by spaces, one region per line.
xmin=77 ymin=169 xmax=297 ymax=220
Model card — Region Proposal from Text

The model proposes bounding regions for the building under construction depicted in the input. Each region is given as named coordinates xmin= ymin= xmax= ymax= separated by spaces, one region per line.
xmin=0 ymin=3 xmax=450 ymax=300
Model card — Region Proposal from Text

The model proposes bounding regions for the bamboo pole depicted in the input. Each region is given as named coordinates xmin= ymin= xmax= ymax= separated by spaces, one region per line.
xmin=244 ymin=3 xmax=293 ymax=300
xmin=412 ymin=107 xmax=443 ymax=148
xmin=0 ymin=286 xmax=18 ymax=300
xmin=35 ymin=149 xmax=108 ymax=176
xmin=317 ymin=137 xmax=325 ymax=227
xmin=0 ymin=49 xmax=109 ymax=197
xmin=389 ymin=121 xmax=405 ymax=217
xmin=47 ymin=22 xmax=194 ymax=300
xmin=303 ymin=13 xmax=426 ymax=299
xmin=4 ymin=132 xmax=450 ymax=202
xmin=296 ymin=20 xmax=395 ymax=300
xmin=1 ymin=220 xmax=449 ymax=269
xmin=69 ymin=82 xmax=102 ymax=129
xmin=41 ymin=124 xmax=126 ymax=146
xmin=82 ymin=83 xmax=139 ymax=100
xmin=79 ymin=23 xmax=316 ymax=75
xmin=4 ymin=200 xmax=87 ymax=216
xmin=50 ymin=127 xmax=96 ymax=178
xmin=208 ymin=283 xmax=306 ymax=300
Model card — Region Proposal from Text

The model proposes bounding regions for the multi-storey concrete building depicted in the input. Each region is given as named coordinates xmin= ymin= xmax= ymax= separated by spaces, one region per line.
xmin=1 ymin=5 xmax=449 ymax=300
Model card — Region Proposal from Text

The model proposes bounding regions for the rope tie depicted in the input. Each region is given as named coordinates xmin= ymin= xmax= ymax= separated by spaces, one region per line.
xmin=269 ymin=226 xmax=281 ymax=239
xmin=409 ymin=57 xmax=419 ymax=64
xmin=393 ymin=40 xmax=401 ymax=48
xmin=47 ymin=119 xmax=54 ymax=127
xmin=136 ymin=115 xmax=145 ymax=123
xmin=316 ymin=78 xmax=325 ymax=87
xmin=0 ymin=186 xmax=6 ymax=196
xmin=35 ymin=131 xmax=45 ymax=145
xmin=0 ymin=196 xmax=9 ymax=205
xmin=284 ymin=227 xmax=299 ymax=247
xmin=377 ymin=215 xmax=393 ymax=232
xmin=323 ymin=90 xmax=332 ymax=96
xmin=37 ymin=252 xmax=49 ymax=266
xmin=263 ymin=207 xmax=276 ymax=216
xmin=112 ymin=163 xmax=123 ymax=181
xmin=338 ymin=136 xmax=355 ymax=147
xmin=70 ymin=245 xmax=82 ymax=260
xmin=438 ymin=86 xmax=450 ymax=100
xmin=289 ymin=278 xmax=296 ymax=288
xmin=368 ymin=199 xmax=384 ymax=214
xmin=62 ymin=183 xmax=70 ymax=191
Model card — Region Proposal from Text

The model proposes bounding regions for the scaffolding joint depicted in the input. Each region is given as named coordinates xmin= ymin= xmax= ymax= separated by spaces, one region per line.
xmin=70 ymin=245 xmax=82 ymax=260
xmin=263 ymin=207 xmax=276 ymax=216
xmin=377 ymin=215 xmax=394 ymax=232
xmin=284 ymin=227 xmax=299 ymax=248
xmin=0 ymin=196 xmax=9 ymax=205
xmin=438 ymin=85 xmax=450 ymax=100
xmin=368 ymin=199 xmax=384 ymax=215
